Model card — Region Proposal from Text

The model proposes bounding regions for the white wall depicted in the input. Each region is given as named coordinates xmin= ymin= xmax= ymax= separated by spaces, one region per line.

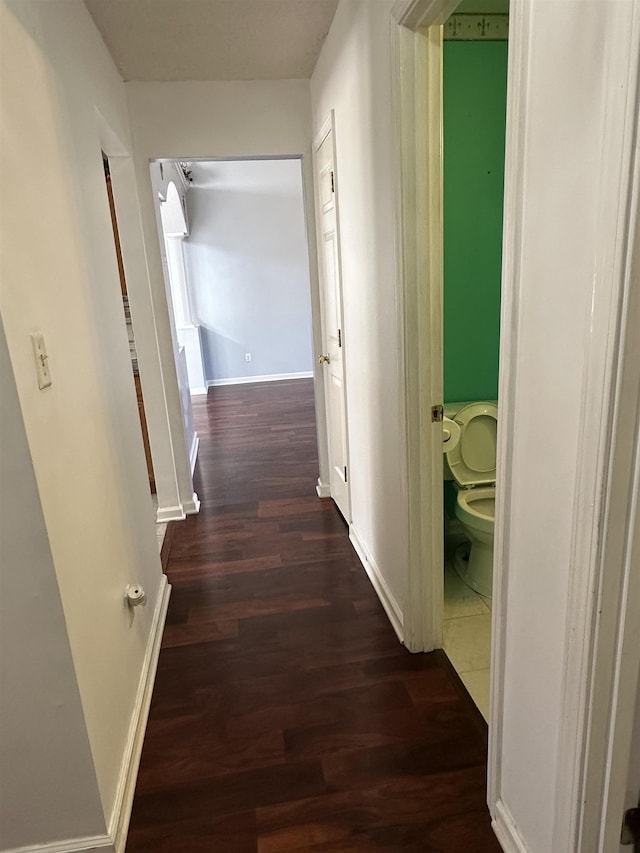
xmin=491 ymin=1 xmax=640 ymax=850
xmin=126 ymin=79 xmax=329 ymax=481
xmin=311 ymin=1 xmax=408 ymax=620
xmin=184 ymin=159 xmax=313 ymax=383
xmin=0 ymin=0 xmax=165 ymax=838
xmin=0 ymin=321 xmax=106 ymax=851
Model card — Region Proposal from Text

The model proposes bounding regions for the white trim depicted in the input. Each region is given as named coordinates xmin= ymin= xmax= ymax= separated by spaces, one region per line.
xmin=349 ymin=524 xmax=404 ymax=644
xmin=190 ymin=386 xmax=208 ymax=396
xmin=206 ymin=371 xmax=313 ymax=387
xmin=189 ymin=433 xmax=199 ymax=476
xmin=572 ymin=15 xmax=640 ymax=849
xmin=551 ymin=6 xmax=640 ymax=851
xmin=4 ymin=836 xmax=113 ymax=853
xmin=492 ymin=799 xmax=532 ymax=853
xmin=155 ymin=503 xmax=186 ymax=523
xmin=182 ymin=491 xmax=200 ymax=516
xmin=393 ymin=0 xmax=459 ymax=29
xmin=392 ymin=17 xmax=444 ymax=655
xmin=315 ymin=478 xmax=331 ymax=498
xmin=487 ymin=0 xmax=531 ymax=817
xmin=108 ymin=577 xmax=171 ymax=853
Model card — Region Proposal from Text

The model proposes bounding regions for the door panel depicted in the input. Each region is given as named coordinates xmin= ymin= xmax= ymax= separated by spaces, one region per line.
xmin=315 ymin=122 xmax=350 ymax=520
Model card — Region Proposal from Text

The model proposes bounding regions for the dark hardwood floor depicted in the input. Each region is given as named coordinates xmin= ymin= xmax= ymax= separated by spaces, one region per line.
xmin=126 ymin=379 xmax=500 ymax=852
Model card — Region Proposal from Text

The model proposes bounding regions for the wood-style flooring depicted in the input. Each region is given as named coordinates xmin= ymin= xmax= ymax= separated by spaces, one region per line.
xmin=126 ymin=379 xmax=500 ymax=852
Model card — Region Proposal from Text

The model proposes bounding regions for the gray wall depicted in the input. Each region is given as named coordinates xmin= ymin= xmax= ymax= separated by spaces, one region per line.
xmin=184 ymin=159 xmax=314 ymax=383
xmin=0 ymin=320 xmax=105 ymax=850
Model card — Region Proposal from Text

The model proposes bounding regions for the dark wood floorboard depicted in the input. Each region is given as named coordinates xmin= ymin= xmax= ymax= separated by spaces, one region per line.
xmin=126 ymin=379 xmax=500 ymax=852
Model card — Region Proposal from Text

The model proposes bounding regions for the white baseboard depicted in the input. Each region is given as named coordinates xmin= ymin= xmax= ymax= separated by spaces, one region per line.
xmin=108 ymin=576 xmax=171 ymax=853
xmin=190 ymin=386 xmax=208 ymax=396
xmin=189 ymin=433 xmax=199 ymax=476
xmin=316 ymin=478 xmax=331 ymax=498
xmin=155 ymin=504 xmax=186 ymax=523
xmin=349 ymin=524 xmax=404 ymax=644
xmin=182 ymin=491 xmax=200 ymax=516
xmin=206 ymin=371 xmax=313 ymax=387
xmin=492 ymin=798 xmax=532 ymax=853
xmin=4 ymin=836 xmax=113 ymax=853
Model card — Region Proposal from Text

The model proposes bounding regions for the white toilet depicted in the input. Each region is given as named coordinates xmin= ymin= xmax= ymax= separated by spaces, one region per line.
xmin=443 ymin=402 xmax=498 ymax=598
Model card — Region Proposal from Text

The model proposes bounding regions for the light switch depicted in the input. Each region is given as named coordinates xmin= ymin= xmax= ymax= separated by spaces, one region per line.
xmin=30 ymin=332 xmax=52 ymax=389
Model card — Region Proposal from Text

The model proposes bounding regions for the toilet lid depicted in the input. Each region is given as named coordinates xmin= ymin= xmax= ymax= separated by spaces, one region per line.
xmin=447 ymin=402 xmax=498 ymax=487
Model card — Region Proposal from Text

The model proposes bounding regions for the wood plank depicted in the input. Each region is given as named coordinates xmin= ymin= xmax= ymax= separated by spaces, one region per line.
xmin=126 ymin=379 xmax=499 ymax=852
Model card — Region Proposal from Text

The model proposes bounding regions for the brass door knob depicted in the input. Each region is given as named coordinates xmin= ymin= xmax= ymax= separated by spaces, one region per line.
xmin=318 ymin=354 xmax=331 ymax=364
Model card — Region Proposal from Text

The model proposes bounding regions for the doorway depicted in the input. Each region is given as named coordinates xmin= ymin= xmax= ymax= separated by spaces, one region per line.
xmin=103 ymin=153 xmax=156 ymax=494
xmin=148 ymin=156 xmax=321 ymax=499
xmin=440 ymin=3 xmax=509 ymax=720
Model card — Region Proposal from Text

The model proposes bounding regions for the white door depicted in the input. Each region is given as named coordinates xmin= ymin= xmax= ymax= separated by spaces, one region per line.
xmin=314 ymin=117 xmax=350 ymax=521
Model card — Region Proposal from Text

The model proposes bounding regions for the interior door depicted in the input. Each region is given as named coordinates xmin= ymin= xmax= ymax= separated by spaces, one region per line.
xmin=314 ymin=119 xmax=350 ymax=521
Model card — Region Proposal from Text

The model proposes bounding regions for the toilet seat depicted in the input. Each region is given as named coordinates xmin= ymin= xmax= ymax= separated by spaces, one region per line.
xmin=456 ymin=486 xmax=495 ymax=534
xmin=447 ymin=402 xmax=498 ymax=487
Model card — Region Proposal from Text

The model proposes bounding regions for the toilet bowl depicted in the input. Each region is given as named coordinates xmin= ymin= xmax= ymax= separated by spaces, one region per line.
xmin=453 ymin=486 xmax=495 ymax=597
xmin=443 ymin=402 xmax=498 ymax=598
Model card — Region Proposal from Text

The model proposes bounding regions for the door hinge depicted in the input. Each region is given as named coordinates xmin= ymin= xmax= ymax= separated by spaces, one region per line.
xmin=331 ymin=170 xmax=335 ymax=193
xmin=431 ymin=404 xmax=444 ymax=423
xmin=338 ymin=328 xmax=342 ymax=348
xmin=344 ymin=466 xmax=348 ymax=482
xmin=621 ymin=806 xmax=640 ymax=847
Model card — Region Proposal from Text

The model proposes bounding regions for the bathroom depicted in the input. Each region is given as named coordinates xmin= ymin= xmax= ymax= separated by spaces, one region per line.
xmin=441 ymin=0 xmax=509 ymax=720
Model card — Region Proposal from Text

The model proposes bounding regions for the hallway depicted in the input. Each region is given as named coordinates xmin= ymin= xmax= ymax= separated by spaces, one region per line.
xmin=126 ymin=379 xmax=500 ymax=852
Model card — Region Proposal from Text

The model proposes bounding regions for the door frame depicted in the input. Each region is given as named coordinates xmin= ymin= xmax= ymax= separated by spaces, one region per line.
xmin=392 ymin=0 xmax=640 ymax=849
xmin=390 ymin=13 xmax=444 ymax=655
xmin=312 ymin=112 xmax=352 ymax=519
xmin=575 ymin=82 xmax=640 ymax=852
xmin=96 ymin=111 xmax=199 ymax=524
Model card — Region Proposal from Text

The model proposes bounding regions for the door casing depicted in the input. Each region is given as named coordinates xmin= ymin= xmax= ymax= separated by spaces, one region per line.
xmin=391 ymin=0 xmax=640 ymax=850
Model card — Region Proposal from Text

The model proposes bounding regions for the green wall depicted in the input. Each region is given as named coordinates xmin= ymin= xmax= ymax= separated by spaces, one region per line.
xmin=443 ymin=41 xmax=508 ymax=403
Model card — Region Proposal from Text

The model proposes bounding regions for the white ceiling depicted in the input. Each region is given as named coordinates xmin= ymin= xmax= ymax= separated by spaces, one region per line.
xmin=84 ymin=0 xmax=339 ymax=82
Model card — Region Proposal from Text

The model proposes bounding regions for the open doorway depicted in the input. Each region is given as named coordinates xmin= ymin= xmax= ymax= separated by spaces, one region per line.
xmin=147 ymin=156 xmax=318 ymax=497
xmin=440 ymin=1 xmax=509 ymax=720
xmin=103 ymin=152 xmax=172 ymax=553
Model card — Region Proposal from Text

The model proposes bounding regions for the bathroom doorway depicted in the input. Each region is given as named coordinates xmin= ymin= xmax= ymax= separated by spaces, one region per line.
xmin=440 ymin=1 xmax=509 ymax=719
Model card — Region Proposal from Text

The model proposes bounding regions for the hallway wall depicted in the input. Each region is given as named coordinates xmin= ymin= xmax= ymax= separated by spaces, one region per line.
xmin=0 ymin=0 xmax=165 ymax=840
xmin=126 ymin=78 xmax=329 ymax=482
xmin=310 ymin=0 xmax=408 ymax=624
xmin=184 ymin=159 xmax=314 ymax=384
xmin=0 ymin=321 xmax=106 ymax=850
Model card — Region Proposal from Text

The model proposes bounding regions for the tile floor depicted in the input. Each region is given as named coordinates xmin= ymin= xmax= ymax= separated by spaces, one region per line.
xmin=443 ymin=557 xmax=492 ymax=721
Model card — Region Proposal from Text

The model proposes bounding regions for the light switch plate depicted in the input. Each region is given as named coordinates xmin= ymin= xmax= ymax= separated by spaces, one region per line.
xmin=30 ymin=332 xmax=52 ymax=389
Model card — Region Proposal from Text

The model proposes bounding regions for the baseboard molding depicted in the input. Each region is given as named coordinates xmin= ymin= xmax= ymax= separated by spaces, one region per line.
xmin=206 ymin=371 xmax=313 ymax=387
xmin=492 ymin=798 xmax=532 ymax=853
xmin=316 ymin=478 xmax=331 ymax=498
xmin=189 ymin=433 xmax=199 ymax=476
xmin=190 ymin=386 xmax=208 ymax=396
xmin=349 ymin=524 xmax=404 ymax=644
xmin=155 ymin=503 xmax=186 ymax=524
xmin=107 ymin=576 xmax=171 ymax=853
xmin=182 ymin=491 xmax=200 ymax=516
xmin=4 ymin=835 xmax=113 ymax=853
